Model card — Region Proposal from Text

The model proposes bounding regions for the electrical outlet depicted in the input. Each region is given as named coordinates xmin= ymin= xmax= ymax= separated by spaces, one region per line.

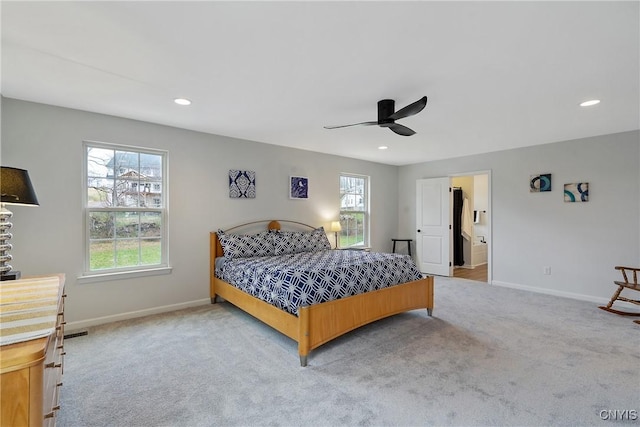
xmin=543 ymin=266 xmax=551 ymax=275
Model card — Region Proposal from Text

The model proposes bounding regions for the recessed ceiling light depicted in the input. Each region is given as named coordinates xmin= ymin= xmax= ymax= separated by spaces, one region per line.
xmin=174 ymin=98 xmax=191 ymax=106
xmin=580 ymin=99 xmax=600 ymax=107
xmin=378 ymin=146 xmax=388 ymax=150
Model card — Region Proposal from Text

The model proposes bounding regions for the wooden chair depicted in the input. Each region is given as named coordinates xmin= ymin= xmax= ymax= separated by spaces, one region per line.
xmin=599 ymin=266 xmax=640 ymax=324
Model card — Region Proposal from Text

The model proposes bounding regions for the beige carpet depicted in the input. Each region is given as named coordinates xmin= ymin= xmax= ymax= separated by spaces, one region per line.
xmin=58 ymin=276 xmax=639 ymax=426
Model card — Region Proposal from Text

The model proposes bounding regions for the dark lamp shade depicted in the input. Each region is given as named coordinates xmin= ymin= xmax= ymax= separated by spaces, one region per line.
xmin=1 ymin=167 xmax=39 ymax=206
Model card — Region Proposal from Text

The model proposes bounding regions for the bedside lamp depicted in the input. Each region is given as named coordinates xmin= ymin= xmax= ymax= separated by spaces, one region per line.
xmin=1 ymin=167 xmax=39 ymax=281
xmin=330 ymin=221 xmax=342 ymax=249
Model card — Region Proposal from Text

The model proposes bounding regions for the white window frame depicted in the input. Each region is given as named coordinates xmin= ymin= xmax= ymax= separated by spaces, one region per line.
xmin=339 ymin=173 xmax=370 ymax=248
xmin=79 ymin=141 xmax=171 ymax=283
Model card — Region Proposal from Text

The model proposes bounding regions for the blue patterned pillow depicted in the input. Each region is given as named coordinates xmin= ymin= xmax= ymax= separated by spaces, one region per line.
xmin=217 ymin=229 xmax=275 ymax=259
xmin=273 ymin=227 xmax=331 ymax=255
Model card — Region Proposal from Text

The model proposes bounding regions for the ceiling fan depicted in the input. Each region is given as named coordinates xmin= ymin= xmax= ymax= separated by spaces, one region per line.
xmin=324 ymin=96 xmax=428 ymax=136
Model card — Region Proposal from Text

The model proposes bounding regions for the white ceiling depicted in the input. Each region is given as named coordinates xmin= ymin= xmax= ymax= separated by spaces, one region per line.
xmin=2 ymin=1 xmax=638 ymax=166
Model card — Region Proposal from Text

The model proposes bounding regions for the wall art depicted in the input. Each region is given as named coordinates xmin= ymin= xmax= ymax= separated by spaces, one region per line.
xmin=290 ymin=176 xmax=309 ymax=199
xmin=530 ymin=173 xmax=552 ymax=192
xmin=564 ymin=182 xmax=589 ymax=202
xmin=229 ymin=170 xmax=256 ymax=198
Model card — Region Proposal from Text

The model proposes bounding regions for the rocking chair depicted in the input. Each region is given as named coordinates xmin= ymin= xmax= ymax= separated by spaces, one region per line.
xmin=599 ymin=266 xmax=640 ymax=324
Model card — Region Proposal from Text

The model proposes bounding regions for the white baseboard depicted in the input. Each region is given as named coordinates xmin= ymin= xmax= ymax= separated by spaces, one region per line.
xmin=65 ymin=298 xmax=211 ymax=332
xmin=490 ymin=280 xmax=639 ymax=308
xmin=64 ymin=282 xmax=639 ymax=332
xmin=455 ymin=262 xmax=487 ymax=270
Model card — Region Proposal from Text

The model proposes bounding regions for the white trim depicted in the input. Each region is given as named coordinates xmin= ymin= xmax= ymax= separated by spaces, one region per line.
xmin=65 ymin=297 xmax=210 ymax=331
xmin=339 ymin=172 xmax=370 ymax=248
xmin=77 ymin=266 xmax=172 ymax=284
xmin=82 ymin=140 xmax=169 ymax=276
xmin=491 ymin=279 xmax=635 ymax=307
xmin=455 ymin=262 xmax=487 ymax=270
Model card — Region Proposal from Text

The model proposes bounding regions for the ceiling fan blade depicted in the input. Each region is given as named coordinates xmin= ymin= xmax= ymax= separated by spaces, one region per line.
xmin=388 ymin=123 xmax=416 ymax=136
xmin=324 ymin=121 xmax=377 ymax=129
xmin=388 ymin=96 xmax=428 ymax=121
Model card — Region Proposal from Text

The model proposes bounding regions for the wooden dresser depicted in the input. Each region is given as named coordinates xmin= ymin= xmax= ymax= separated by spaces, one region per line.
xmin=0 ymin=275 xmax=66 ymax=427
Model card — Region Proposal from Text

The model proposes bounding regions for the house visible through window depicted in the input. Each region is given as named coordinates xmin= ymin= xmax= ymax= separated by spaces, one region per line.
xmin=339 ymin=173 xmax=369 ymax=248
xmin=84 ymin=141 xmax=168 ymax=275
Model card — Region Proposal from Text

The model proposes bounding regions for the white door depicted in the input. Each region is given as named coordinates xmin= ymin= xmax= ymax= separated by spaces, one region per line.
xmin=416 ymin=177 xmax=452 ymax=276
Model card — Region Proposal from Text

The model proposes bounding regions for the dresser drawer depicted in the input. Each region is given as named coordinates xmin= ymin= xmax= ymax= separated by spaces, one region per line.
xmin=42 ymin=342 xmax=62 ymax=421
xmin=43 ymin=292 xmax=65 ymax=425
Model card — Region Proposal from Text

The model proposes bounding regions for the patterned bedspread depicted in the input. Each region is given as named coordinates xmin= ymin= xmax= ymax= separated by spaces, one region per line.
xmin=215 ymin=250 xmax=423 ymax=315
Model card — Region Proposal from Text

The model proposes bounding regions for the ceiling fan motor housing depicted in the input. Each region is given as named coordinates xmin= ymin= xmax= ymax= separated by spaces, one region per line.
xmin=378 ymin=99 xmax=396 ymax=126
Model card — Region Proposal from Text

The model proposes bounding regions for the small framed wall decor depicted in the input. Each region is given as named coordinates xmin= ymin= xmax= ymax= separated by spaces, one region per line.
xmin=530 ymin=173 xmax=552 ymax=192
xmin=290 ymin=176 xmax=309 ymax=199
xmin=229 ymin=170 xmax=256 ymax=198
xmin=564 ymin=182 xmax=589 ymax=202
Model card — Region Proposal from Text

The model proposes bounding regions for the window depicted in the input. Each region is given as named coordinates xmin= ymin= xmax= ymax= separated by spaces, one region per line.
xmin=339 ymin=173 xmax=369 ymax=248
xmin=83 ymin=141 xmax=168 ymax=277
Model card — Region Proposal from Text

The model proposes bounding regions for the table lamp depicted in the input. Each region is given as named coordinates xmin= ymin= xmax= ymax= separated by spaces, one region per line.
xmin=330 ymin=221 xmax=342 ymax=249
xmin=1 ymin=167 xmax=39 ymax=281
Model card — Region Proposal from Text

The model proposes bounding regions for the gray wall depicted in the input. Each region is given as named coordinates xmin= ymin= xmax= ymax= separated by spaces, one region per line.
xmin=3 ymin=96 xmax=638 ymax=328
xmin=399 ymin=130 xmax=640 ymax=302
xmin=1 ymin=98 xmax=398 ymax=328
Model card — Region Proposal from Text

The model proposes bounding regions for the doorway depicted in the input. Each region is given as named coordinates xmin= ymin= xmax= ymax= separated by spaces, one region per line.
xmin=451 ymin=173 xmax=490 ymax=283
xmin=415 ymin=172 xmax=491 ymax=282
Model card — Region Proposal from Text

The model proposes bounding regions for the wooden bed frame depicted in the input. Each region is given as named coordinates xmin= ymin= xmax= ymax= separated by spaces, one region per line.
xmin=209 ymin=220 xmax=434 ymax=366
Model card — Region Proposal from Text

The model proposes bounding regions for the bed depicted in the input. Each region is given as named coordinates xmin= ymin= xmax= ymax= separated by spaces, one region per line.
xmin=209 ymin=220 xmax=434 ymax=366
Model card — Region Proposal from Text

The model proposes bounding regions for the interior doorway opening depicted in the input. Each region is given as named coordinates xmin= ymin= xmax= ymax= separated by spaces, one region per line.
xmin=451 ymin=173 xmax=490 ymax=283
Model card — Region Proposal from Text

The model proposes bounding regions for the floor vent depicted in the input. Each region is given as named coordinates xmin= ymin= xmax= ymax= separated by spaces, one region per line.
xmin=64 ymin=330 xmax=88 ymax=339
